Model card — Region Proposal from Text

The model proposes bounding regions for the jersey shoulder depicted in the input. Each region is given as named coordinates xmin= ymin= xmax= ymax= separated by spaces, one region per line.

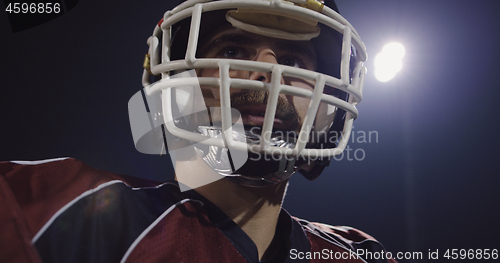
xmin=0 ymin=157 xmax=162 ymax=233
xmin=0 ymin=157 xmax=163 ymax=263
xmin=0 ymin=157 xmax=160 ymax=189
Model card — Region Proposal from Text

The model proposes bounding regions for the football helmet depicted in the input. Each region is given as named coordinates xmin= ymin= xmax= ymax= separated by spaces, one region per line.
xmin=129 ymin=0 xmax=367 ymax=186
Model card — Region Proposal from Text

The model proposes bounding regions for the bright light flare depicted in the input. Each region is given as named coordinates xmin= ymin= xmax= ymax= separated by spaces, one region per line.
xmin=374 ymin=43 xmax=405 ymax=82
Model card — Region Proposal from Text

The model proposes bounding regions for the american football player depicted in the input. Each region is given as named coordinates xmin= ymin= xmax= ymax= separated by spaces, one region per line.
xmin=1 ymin=1 xmax=397 ymax=262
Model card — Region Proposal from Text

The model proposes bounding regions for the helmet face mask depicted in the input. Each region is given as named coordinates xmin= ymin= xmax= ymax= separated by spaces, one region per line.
xmin=131 ymin=0 xmax=367 ymax=186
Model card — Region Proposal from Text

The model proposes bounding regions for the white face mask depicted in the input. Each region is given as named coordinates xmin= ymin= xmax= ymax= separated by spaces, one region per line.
xmin=129 ymin=0 xmax=367 ymax=187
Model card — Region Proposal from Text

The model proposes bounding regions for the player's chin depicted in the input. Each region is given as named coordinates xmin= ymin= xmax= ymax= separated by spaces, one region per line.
xmin=241 ymin=115 xmax=299 ymax=132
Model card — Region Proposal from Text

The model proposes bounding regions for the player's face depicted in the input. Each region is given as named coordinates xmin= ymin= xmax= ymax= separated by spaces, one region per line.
xmin=196 ymin=26 xmax=320 ymax=133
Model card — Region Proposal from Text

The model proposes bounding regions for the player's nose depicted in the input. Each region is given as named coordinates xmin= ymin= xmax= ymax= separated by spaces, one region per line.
xmin=249 ymin=48 xmax=278 ymax=83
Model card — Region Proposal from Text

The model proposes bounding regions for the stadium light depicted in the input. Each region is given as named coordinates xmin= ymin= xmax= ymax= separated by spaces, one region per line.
xmin=374 ymin=42 xmax=405 ymax=82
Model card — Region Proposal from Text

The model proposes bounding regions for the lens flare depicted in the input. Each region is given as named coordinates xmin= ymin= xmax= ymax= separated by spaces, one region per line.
xmin=374 ymin=42 xmax=405 ymax=82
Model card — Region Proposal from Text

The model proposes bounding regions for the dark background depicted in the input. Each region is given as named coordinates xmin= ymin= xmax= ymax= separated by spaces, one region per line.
xmin=1 ymin=0 xmax=499 ymax=262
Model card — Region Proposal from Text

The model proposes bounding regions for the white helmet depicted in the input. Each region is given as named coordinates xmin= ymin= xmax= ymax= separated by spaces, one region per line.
xmin=129 ymin=0 xmax=367 ymax=186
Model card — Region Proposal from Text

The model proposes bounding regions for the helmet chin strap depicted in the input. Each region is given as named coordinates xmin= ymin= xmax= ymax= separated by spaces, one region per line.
xmin=194 ymin=126 xmax=299 ymax=187
xmin=226 ymin=155 xmax=296 ymax=187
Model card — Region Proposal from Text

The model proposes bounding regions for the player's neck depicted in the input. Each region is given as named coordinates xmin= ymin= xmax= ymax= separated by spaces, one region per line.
xmin=173 ymin=147 xmax=288 ymax=260
xmin=195 ymin=178 xmax=288 ymax=261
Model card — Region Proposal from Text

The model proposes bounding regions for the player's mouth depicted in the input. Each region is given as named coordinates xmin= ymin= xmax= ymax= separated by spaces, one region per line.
xmin=234 ymin=104 xmax=298 ymax=131
xmin=229 ymin=90 xmax=302 ymax=132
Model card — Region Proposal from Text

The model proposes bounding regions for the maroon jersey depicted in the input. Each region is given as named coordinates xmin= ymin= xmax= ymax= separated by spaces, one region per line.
xmin=0 ymin=158 xmax=396 ymax=263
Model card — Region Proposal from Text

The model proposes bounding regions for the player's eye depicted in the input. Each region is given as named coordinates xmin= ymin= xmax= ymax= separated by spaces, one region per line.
xmin=219 ymin=46 xmax=248 ymax=59
xmin=276 ymin=42 xmax=316 ymax=70
xmin=278 ymin=56 xmax=300 ymax=68
xmin=224 ymin=47 xmax=239 ymax=58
